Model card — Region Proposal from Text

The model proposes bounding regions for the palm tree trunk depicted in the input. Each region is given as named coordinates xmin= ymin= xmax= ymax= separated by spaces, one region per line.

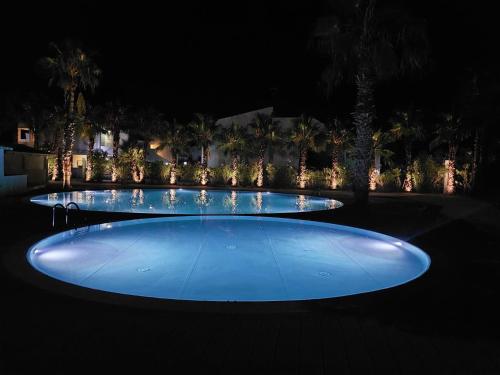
xmin=200 ymin=146 xmax=209 ymax=185
xmin=169 ymin=155 xmax=177 ymax=185
xmin=51 ymin=128 xmax=63 ymax=181
xmin=444 ymin=144 xmax=457 ymax=194
xmin=256 ymin=147 xmax=265 ymax=187
xmin=352 ymin=65 xmax=375 ymax=204
xmin=231 ymin=153 xmax=238 ymax=187
xmin=470 ymin=127 xmax=483 ymax=193
xmin=402 ymin=143 xmax=413 ymax=192
xmin=85 ymin=135 xmax=95 ymax=182
xmin=62 ymin=86 xmax=77 ymax=189
xmin=330 ymin=145 xmax=340 ymax=190
xmin=111 ymin=126 xmax=120 ymax=182
xmin=297 ymin=148 xmax=307 ymax=189
xmin=62 ymin=124 xmax=74 ymax=189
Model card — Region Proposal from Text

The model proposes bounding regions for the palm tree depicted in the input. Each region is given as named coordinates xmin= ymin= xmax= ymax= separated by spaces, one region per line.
xmin=80 ymin=103 xmax=104 ymax=181
xmin=325 ymin=118 xmax=351 ymax=189
xmin=39 ymin=40 xmax=101 ymax=188
xmin=288 ymin=115 xmax=324 ymax=189
xmin=431 ymin=113 xmax=467 ymax=194
xmin=158 ymin=119 xmax=191 ymax=184
xmin=249 ymin=113 xmax=284 ymax=187
xmin=216 ymin=122 xmax=248 ymax=186
xmin=311 ymin=1 xmax=428 ymax=204
xmin=45 ymin=106 xmax=66 ymax=180
xmin=369 ymin=129 xmax=394 ymax=191
xmin=390 ymin=109 xmax=424 ymax=192
xmin=103 ymin=102 xmax=127 ymax=182
xmin=188 ymin=113 xmax=217 ymax=185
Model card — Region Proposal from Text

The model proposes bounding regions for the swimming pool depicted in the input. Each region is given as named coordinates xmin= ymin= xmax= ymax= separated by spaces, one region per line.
xmin=27 ymin=216 xmax=430 ymax=302
xmin=30 ymin=189 xmax=342 ymax=215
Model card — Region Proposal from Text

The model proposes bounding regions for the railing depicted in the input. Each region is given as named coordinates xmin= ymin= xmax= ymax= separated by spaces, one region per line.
xmin=52 ymin=202 xmax=85 ymax=229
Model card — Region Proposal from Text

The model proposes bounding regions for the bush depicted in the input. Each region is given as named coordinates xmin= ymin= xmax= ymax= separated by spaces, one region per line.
xmin=308 ymin=170 xmax=327 ymax=189
xmin=239 ymin=162 xmax=259 ymax=186
xmin=47 ymin=155 xmax=56 ymax=179
xmin=413 ymin=155 xmax=445 ymax=193
xmin=271 ymin=165 xmax=296 ymax=188
xmin=146 ymin=161 xmax=166 ymax=183
xmin=90 ymin=149 xmax=109 ymax=181
xmin=323 ymin=165 xmax=350 ymax=189
xmin=378 ymin=168 xmax=402 ymax=192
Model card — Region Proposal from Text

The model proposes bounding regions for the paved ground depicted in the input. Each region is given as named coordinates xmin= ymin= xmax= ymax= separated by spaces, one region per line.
xmin=1 ymin=184 xmax=499 ymax=374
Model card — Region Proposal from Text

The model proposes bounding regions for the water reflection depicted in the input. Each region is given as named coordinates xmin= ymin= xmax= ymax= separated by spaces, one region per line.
xmin=131 ymin=189 xmax=144 ymax=207
xmin=223 ymin=190 xmax=238 ymax=213
xmin=163 ymin=189 xmax=177 ymax=209
xmin=195 ymin=189 xmax=212 ymax=207
xmin=296 ymin=195 xmax=310 ymax=211
xmin=252 ymin=192 xmax=263 ymax=213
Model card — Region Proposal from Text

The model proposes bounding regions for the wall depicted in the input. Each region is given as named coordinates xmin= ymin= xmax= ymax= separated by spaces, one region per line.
xmin=0 ymin=146 xmax=27 ymax=196
xmin=3 ymin=150 xmax=48 ymax=187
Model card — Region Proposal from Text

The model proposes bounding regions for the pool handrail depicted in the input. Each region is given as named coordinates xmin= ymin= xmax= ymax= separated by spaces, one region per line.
xmin=65 ymin=202 xmax=80 ymax=227
xmin=52 ymin=204 xmax=65 ymax=228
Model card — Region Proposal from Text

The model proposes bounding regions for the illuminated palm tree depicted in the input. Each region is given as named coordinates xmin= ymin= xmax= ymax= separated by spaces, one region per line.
xmin=288 ymin=115 xmax=324 ymax=189
xmin=188 ymin=113 xmax=217 ymax=185
xmin=103 ymin=101 xmax=127 ymax=182
xmin=249 ymin=113 xmax=284 ymax=187
xmin=40 ymin=40 xmax=101 ymax=188
xmin=158 ymin=119 xmax=190 ymax=184
xmin=45 ymin=106 xmax=66 ymax=180
xmin=390 ymin=109 xmax=424 ymax=192
xmin=431 ymin=113 xmax=467 ymax=194
xmin=216 ymin=122 xmax=248 ymax=186
xmin=325 ymin=118 xmax=351 ymax=189
xmin=80 ymin=103 xmax=104 ymax=181
xmin=369 ymin=129 xmax=394 ymax=190
xmin=312 ymin=1 xmax=428 ymax=204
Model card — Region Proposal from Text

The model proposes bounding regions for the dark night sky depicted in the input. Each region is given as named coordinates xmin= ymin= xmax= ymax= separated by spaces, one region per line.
xmin=1 ymin=0 xmax=497 ymax=121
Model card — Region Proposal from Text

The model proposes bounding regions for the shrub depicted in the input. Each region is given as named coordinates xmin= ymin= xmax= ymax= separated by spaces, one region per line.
xmin=323 ymin=165 xmax=350 ymax=189
xmin=413 ymin=155 xmax=445 ymax=193
xmin=47 ymin=155 xmax=56 ymax=179
xmin=90 ymin=149 xmax=109 ymax=182
xmin=308 ymin=170 xmax=327 ymax=189
xmin=146 ymin=161 xmax=166 ymax=183
xmin=271 ymin=165 xmax=296 ymax=188
xmin=378 ymin=168 xmax=402 ymax=192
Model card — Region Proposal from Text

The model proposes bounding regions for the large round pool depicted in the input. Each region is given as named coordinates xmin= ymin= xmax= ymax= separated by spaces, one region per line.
xmin=30 ymin=189 xmax=342 ymax=215
xmin=27 ymin=216 xmax=430 ymax=302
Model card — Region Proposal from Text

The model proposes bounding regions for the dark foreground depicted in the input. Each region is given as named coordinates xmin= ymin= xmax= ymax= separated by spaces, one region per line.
xmin=1 ymin=185 xmax=500 ymax=374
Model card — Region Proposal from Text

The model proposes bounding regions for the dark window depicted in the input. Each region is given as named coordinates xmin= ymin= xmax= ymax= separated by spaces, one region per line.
xmin=20 ymin=129 xmax=30 ymax=140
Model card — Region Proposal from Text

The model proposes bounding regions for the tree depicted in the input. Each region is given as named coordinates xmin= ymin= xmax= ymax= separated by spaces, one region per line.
xmin=369 ymin=129 xmax=394 ymax=190
xmin=390 ymin=108 xmax=424 ymax=192
xmin=431 ymin=112 xmax=468 ymax=194
xmin=158 ymin=119 xmax=190 ymax=184
xmin=325 ymin=117 xmax=351 ymax=189
xmin=249 ymin=113 xmax=284 ymax=187
xmin=80 ymin=103 xmax=104 ymax=181
xmin=188 ymin=113 xmax=217 ymax=185
xmin=312 ymin=0 xmax=428 ymax=204
xmin=288 ymin=115 xmax=324 ymax=189
xmin=45 ymin=106 xmax=66 ymax=180
xmin=216 ymin=122 xmax=248 ymax=186
xmin=103 ymin=101 xmax=127 ymax=182
xmin=19 ymin=92 xmax=51 ymax=150
xmin=39 ymin=40 xmax=101 ymax=188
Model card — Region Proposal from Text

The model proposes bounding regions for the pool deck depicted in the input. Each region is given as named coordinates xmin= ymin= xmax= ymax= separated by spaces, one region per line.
xmin=1 ymin=183 xmax=500 ymax=374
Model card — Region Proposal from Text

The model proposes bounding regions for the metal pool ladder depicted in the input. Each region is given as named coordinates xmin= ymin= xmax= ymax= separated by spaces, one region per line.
xmin=52 ymin=202 xmax=83 ymax=228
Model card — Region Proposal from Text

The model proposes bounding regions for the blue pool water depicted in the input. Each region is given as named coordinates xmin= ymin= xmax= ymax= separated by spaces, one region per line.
xmin=30 ymin=189 xmax=342 ymax=215
xmin=27 ymin=216 xmax=430 ymax=302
